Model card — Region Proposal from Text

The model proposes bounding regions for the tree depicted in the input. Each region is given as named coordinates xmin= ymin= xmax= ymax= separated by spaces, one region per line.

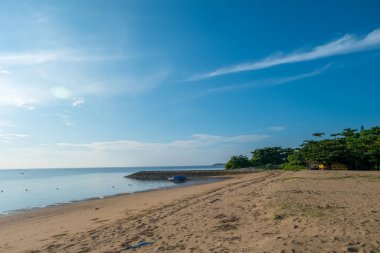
xmin=251 ymin=147 xmax=293 ymax=167
xmin=312 ymin=132 xmax=325 ymax=138
xmin=359 ymin=126 xmax=380 ymax=169
xmin=225 ymin=126 xmax=380 ymax=171
xmin=282 ymin=149 xmax=307 ymax=171
xmin=225 ymin=155 xmax=251 ymax=170
xmin=302 ymin=126 xmax=380 ymax=170
xmin=302 ymin=135 xmax=350 ymax=169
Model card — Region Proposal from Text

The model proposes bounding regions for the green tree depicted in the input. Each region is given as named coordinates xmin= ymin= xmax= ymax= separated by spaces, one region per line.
xmin=225 ymin=125 xmax=380 ymax=171
xmin=225 ymin=155 xmax=251 ymax=170
xmin=282 ymin=149 xmax=307 ymax=171
xmin=312 ymin=132 xmax=325 ymax=138
xmin=251 ymin=147 xmax=293 ymax=167
xmin=302 ymin=138 xmax=347 ymax=169
xmin=302 ymin=126 xmax=380 ymax=170
xmin=359 ymin=126 xmax=380 ymax=169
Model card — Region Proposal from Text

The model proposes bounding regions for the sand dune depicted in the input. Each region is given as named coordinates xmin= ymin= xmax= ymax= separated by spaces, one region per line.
xmin=1 ymin=170 xmax=380 ymax=252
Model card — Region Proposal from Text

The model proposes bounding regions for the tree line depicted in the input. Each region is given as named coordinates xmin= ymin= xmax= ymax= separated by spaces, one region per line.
xmin=225 ymin=126 xmax=380 ymax=170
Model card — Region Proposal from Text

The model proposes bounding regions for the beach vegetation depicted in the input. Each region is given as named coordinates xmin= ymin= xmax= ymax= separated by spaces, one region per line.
xmin=225 ymin=126 xmax=380 ymax=170
xmin=282 ymin=164 xmax=307 ymax=171
xmin=281 ymin=150 xmax=307 ymax=171
xmin=300 ymin=126 xmax=380 ymax=170
xmin=225 ymin=155 xmax=251 ymax=169
xmin=251 ymin=146 xmax=293 ymax=167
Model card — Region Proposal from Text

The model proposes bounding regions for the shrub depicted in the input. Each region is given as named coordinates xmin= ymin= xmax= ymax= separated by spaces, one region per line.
xmin=225 ymin=155 xmax=251 ymax=170
xmin=282 ymin=163 xmax=307 ymax=171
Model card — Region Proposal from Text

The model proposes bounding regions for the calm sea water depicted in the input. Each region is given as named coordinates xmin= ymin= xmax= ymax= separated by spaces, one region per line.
xmin=0 ymin=165 xmax=223 ymax=215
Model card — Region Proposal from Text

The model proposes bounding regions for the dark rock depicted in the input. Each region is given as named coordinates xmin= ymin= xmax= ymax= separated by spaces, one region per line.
xmin=125 ymin=169 xmax=261 ymax=180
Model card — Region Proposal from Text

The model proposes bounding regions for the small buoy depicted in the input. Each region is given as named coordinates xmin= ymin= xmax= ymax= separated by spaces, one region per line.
xmin=26 ymin=189 xmax=28 ymax=191
xmin=57 ymin=187 xmax=59 ymax=190
xmin=112 ymin=186 xmax=114 ymax=188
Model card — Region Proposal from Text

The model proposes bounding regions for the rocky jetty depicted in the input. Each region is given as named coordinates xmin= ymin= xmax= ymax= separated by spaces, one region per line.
xmin=125 ymin=169 xmax=260 ymax=180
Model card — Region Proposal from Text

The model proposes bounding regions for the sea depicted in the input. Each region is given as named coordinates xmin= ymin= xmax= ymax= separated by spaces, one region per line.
xmin=0 ymin=165 xmax=223 ymax=215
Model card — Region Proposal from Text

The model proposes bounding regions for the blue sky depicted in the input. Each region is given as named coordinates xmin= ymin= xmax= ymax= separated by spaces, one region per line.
xmin=0 ymin=0 xmax=380 ymax=168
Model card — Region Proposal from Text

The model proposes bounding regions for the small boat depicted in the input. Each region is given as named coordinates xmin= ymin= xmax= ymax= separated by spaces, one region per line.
xmin=168 ymin=175 xmax=188 ymax=183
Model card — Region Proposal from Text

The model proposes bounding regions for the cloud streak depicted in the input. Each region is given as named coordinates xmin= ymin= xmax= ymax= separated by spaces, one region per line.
xmin=0 ymin=133 xmax=270 ymax=168
xmin=0 ymin=82 xmax=39 ymax=109
xmin=0 ymin=67 xmax=10 ymax=75
xmin=0 ymin=50 xmax=125 ymax=65
xmin=196 ymin=66 xmax=328 ymax=98
xmin=0 ymin=57 xmax=169 ymax=110
xmin=58 ymin=133 xmax=269 ymax=151
xmin=192 ymin=29 xmax=380 ymax=80
xmin=0 ymin=120 xmax=15 ymax=127
xmin=0 ymin=133 xmax=28 ymax=143
xmin=55 ymin=114 xmax=74 ymax=127
xmin=267 ymin=126 xmax=286 ymax=132
xmin=72 ymin=97 xmax=85 ymax=107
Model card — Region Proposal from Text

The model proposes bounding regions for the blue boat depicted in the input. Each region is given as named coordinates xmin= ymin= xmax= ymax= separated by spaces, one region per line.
xmin=168 ymin=175 xmax=188 ymax=183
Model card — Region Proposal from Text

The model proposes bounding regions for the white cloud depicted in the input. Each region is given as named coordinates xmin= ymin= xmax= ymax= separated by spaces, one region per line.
xmin=0 ymin=133 xmax=28 ymax=143
xmin=0 ymin=51 xmax=169 ymax=110
xmin=0 ymin=50 xmax=125 ymax=65
xmin=0 ymin=133 xmax=269 ymax=168
xmin=52 ymin=133 xmax=269 ymax=167
xmin=0 ymin=82 xmax=39 ymax=109
xmin=192 ymin=29 xmax=380 ymax=80
xmin=64 ymin=121 xmax=74 ymax=127
xmin=72 ymin=97 xmax=85 ymax=107
xmin=189 ymin=66 xmax=328 ymax=100
xmin=0 ymin=120 xmax=15 ymax=127
xmin=0 ymin=50 xmax=131 ymax=110
xmin=191 ymin=133 xmax=269 ymax=143
xmin=55 ymin=114 xmax=74 ymax=127
xmin=58 ymin=133 xmax=269 ymax=151
xmin=0 ymin=67 xmax=10 ymax=75
xmin=0 ymin=51 xmax=65 ymax=65
xmin=267 ymin=126 xmax=286 ymax=132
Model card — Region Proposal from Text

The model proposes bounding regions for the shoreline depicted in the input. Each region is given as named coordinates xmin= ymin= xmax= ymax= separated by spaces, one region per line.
xmin=0 ymin=173 xmax=243 ymax=253
xmin=1 ymin=170 xmax=379 ymax=252
xmin=0 ymin=174 xmax=227 ymax=217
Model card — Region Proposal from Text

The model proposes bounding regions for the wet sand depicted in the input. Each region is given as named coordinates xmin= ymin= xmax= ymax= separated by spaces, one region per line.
xmin=0 ymin=170 xmax=379 ymax=252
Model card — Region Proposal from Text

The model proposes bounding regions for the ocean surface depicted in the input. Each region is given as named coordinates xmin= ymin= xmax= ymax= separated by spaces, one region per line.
xmin=0 ymin=165 xmax=223 ymax=215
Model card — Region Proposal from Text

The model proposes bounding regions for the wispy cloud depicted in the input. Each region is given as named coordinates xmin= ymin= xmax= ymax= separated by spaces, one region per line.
xmin=0 ymin=133 xmax=269 ymax=168
xmin=0 ymin=120 xmax=15 ymax=127
xmin=192 ymin=66 xmax=327 ymax=99
xmin=0 ymin=51 xmax=65 ymax=65
xmin=267 ymin=126 xmax=286 ymax=132
xmin=0 ymin=83 xmax=38 ymax=109
xmin=58 ymin=133 xmax=269 ymax=151
xmin=72 ymin=97 xmax=85 ymax=107
xmin=0 ymin=57 xmax=169 ymax=110
xmin=191 ymin=134 xmax=269 ymax=143
xmin=0 ymin=50 xmax=125 ymax=65
xmin=192 ymin=29 xmax=380 ymax=80
xmin=0 ymin=67 xmax=10 ymax=75
xmin=0 ymin=133 xmax=28 ymax=143
xmin=55 ymin=114 xmax=74 ymax=127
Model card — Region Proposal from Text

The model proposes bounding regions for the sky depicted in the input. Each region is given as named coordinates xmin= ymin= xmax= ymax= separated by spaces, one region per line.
xmin=0 ymin=0 xmax=380 ymax=169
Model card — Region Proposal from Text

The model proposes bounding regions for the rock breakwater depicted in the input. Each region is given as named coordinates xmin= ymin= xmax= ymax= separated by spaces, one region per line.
xmin=125 ymin=169 xmax=260 ymax=180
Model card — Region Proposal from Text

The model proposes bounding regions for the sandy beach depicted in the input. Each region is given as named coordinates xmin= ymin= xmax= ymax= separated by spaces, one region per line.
xmin=1 ymin=170 xmax=380 ymax=253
